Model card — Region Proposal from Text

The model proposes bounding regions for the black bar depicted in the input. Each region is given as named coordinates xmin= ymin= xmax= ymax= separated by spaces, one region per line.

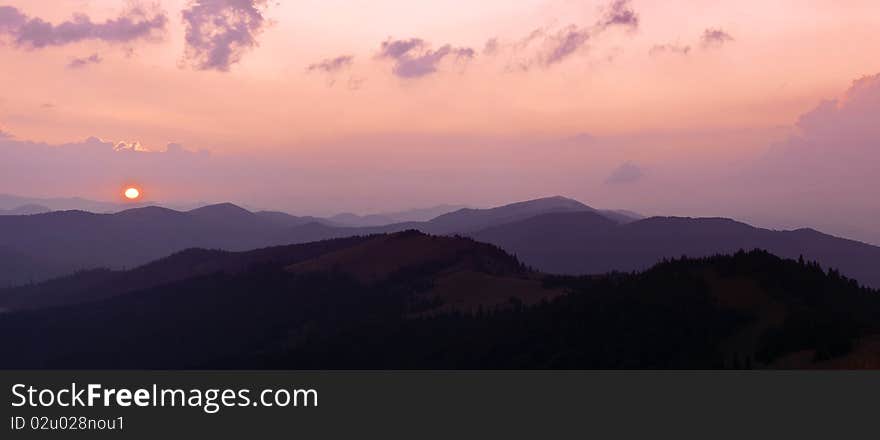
xmin=2 ymin=371 xmax=878 ymax=438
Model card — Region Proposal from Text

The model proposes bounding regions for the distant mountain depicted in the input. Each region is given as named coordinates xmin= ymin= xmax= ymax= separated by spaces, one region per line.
xmin=328 ymin=212 xmax=396 ymax=227
xmin=0 ymin=232 xmax=877 ymax=369
xmin=0 ymin=193 xmax=141 ymax=213
xmin=0 ymin=193 xmax=217 ymax=214
xmin=599 ymin=209 xmax=644 ymax=223
xmin=421 ymin=196 xmax=601 ymax=234
xmin=260 ymin=196 xmax=629 ymax=242
xmin=472 ymin=212 xmax=880 ymax=288
xmin=0 ymin=204 xmax=51 ymax=216
xmin=2 ymin=196 xmax=878 ymax=289
xmin=0 ymin=197 xmax=620 ymax=286
xmin=327 ymin=203 xmax=514 ymax=227
xmin=254 ymin=210 xmax=330 ymax=228
xmin=379 ymin=204 xmax=469 ymax=223
xmin=0 ymin=204 xmax=304 ymax=286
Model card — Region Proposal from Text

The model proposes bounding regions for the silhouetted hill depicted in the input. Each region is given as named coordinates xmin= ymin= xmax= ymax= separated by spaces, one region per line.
xmin=287 ymin=231 xmax=527 ymax=283
xmin=0 ymin=246 xmax=65 ymax=289
xmin=0 ymin=232 xmax=556 ymax=368
xmin=473 ymin=213 xmax=880 ymax=289
xmin=0 ymin=235 xmax=372 ymax=311
xmin=0 ymin=233 xmax=876 ymax=369
xmin=272 ymin=249 xmax=880 ymax=369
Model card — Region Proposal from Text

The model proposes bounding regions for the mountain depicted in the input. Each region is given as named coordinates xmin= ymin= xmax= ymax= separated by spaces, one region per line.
xmin=282 ymin=249 xmax=880 ymax=369
xmin=0 ymin=235 xmax=372 ymax=311
xmin=327 ymin=204 xmax=470 ymax=227
xmin=0 ymin=232 xmax=877 ymax=369
xmin=0 ymin=204 xmax=300 ymax=286
xmin=0 ymin=193 xmax=143 ymax=213
xmin=0 ymin=232 xmax=554 ymax=368
xmin=599 ymin=209 xmax=644 ymax=223
xmin=0 ymin=204 xmax=51 ymax=216
xmin=420 ymin=196 xmax=601 ymax=234
xmin=0 ymin=246 xmax=65 ymax=289
xmin=0 ymin=197 xmax=622 ymax=286
xmin=254 ymin=210 xmax=329 ymax=228
xmin=327 ymin=198 xmax=594 ymax=229
xmin=262 ymin=196 xmax=628 ymax=243
xmin=472 ymin=213 xmax=880 ymax=288
xmin=379 ymin=204 xmax=469 ymax=223
xmin=0 ymin=193 xmax=224 ymax=214
xmin=2 ymin=196 xmax=879 ymax=290
xmin=328 ymin=212 xmax=396 ymax=227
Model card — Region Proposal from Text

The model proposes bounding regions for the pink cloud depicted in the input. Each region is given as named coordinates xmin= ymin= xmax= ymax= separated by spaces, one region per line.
xmin=378 ymin=38 xmax=475 ymax=78
xmin=0 ymin=5 xmax=166 ymax=48
xmin=182 ymin=0 xmax=269 ymax=72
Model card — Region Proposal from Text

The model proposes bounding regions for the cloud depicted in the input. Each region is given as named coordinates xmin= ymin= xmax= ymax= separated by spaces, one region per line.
xmin=0 ymin=134 xmax=222 ymax=205
xmin=182 ymin=0 xmax=269 ymax=72
xmin=543 ymin=26 xmax=591 ymax=65
xmin=701 ymin=28 xmax=734 ymax=47
xmin=67 ymin=53 xmax=103 ymax=69
xmin=605 ymin=162 xmax=644 ymax=184
xmin=482 ymin=38 xmax=500 ymax=56
xmin=598 ymin=0 xmax=640 ymax=31
xmin=0 ymin=5 xmax=166 ymax=49
xmin=486 ymin=1 xmax=640 ymax=70
xmin=394 ymin=46 xmax=474 ymax=78
xmin=378 ymin=38 xmax=426 ymax=59
xmin=377 ymin=38 xmax=475 ymax=78
xmin=0 ymin=6 xmax=27 ymax=33
xmin=649 ymin=44 xmax=691 ymax=56
xmin=113 ymin=140 xmax=150 ymax=152
xmin=794 ymin=73 xmax=880 ymax=148
xmin=307 ymin=55 xmax=354 ymax=74
xmin=740 ymin=72 xmax=880 ymax=242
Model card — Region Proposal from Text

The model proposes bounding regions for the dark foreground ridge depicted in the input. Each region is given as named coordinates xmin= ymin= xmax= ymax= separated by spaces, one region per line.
xmin=0 ymin=231 xmax=877 ymax=369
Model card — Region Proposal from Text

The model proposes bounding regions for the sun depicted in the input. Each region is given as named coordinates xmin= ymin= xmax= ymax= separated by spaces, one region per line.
xmin=124 ymin=187 xmax=141 ymax=200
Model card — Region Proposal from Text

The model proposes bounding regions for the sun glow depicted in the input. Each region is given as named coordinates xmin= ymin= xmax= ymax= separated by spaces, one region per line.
xmin=124 ymin=187 xmax=141 ymax=200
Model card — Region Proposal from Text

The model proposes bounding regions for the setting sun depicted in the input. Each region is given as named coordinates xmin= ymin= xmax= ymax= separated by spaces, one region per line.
xmin=124 ymin=187 xmax=141 ymax=200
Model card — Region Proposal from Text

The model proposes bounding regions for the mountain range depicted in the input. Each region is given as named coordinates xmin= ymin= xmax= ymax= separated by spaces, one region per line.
xmin=328 ymin=204 xmax=469 ymax=227
xmin=0 ymin=231 xmax=877 ymax=369
xmin=0 ymin=196 xmax=877 ymax=289
xmin=0 ymin=204 xmax=51 ymax=216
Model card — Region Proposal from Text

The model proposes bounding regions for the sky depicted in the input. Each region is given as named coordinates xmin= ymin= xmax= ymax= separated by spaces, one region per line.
xmin=1 ymin=0 xmax=879 ymax=243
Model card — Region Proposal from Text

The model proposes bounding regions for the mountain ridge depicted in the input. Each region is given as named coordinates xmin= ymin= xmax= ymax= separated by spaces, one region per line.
xmin=1 ymin=197 xmax=877 ymax=290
